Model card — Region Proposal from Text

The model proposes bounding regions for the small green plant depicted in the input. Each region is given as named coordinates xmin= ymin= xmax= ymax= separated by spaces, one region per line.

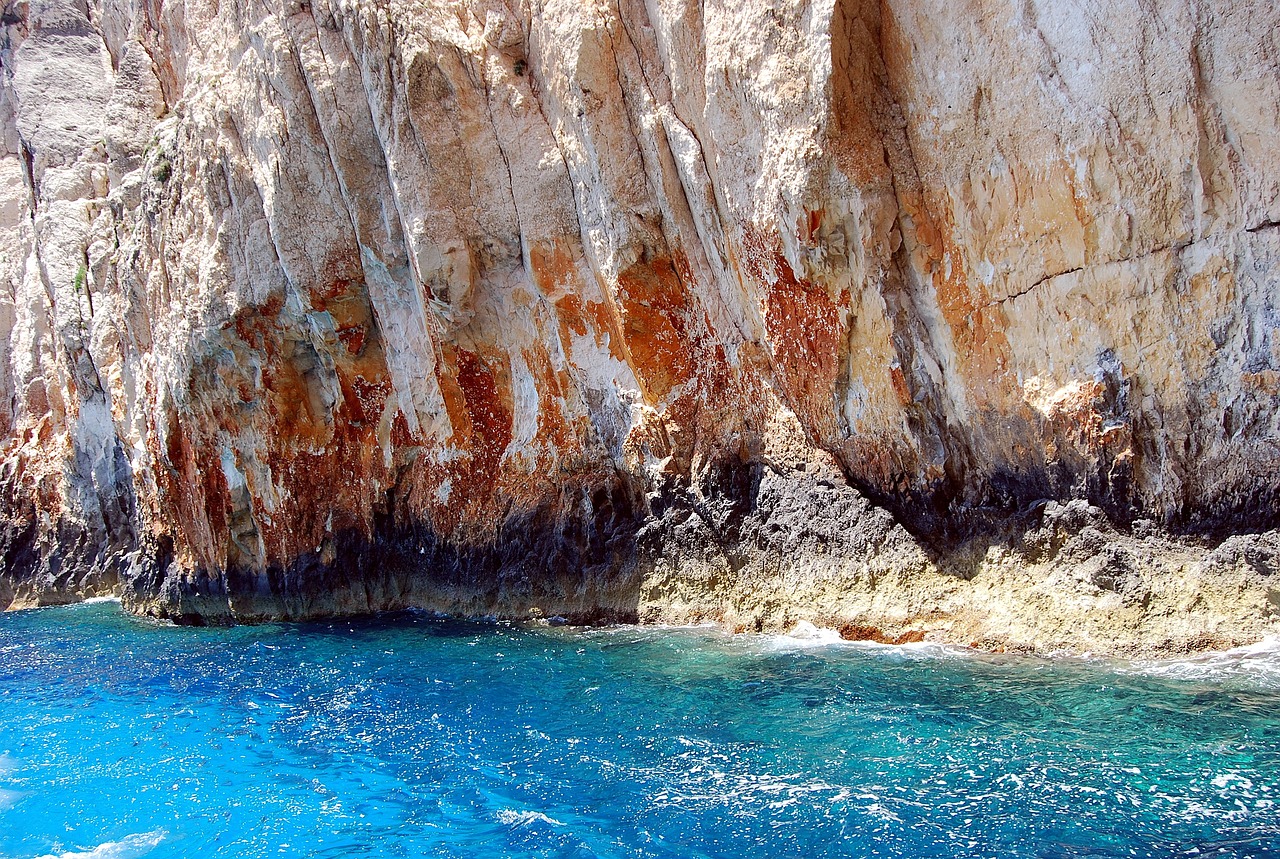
xmin=152 ymin=157 xmax=172 ymax=183
xmin=72 ymin=263 xmax=86 ymax=294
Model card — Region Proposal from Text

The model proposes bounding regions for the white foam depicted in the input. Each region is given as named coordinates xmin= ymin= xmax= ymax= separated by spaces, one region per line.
xmin=847 ymin=639 xmax=967 ymax=658
xmin=860 ymin=801 xmax=903 ymax=823
xmin=32 ymin=831 xmax=164 ymax=859
xmin=81 ymin=597 xmax=122 ymax=605
xmin=1211 ymin=772 xmax=1254 ymax=790
xmin=762 ymin=621 xmax=846 ymax=649
xmin=1125 ymin=637 xmax=1280 ymax=688
xmin=758 ymin=626 xmax=970 ymax=660
xmin=496 ymin=809 xmax=565 ymax=828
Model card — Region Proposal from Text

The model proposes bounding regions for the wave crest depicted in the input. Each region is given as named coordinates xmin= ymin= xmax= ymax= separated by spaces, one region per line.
xmin=1128 ymin=637 xmax=1280 ymax=688
xmin=33 ymin=830 xmax=165 ymax=859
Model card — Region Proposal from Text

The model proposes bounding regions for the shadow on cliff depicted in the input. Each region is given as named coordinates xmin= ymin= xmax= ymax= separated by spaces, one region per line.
xmin=121 ymin=448 xmax=1280 ymax=628
xmin=127 ymin=473 xmax=653 ymax=626
xmin=127 ymin=455 xmax=925 ymax=628
xmin=0 ymin=445 xmax=138 ymax=611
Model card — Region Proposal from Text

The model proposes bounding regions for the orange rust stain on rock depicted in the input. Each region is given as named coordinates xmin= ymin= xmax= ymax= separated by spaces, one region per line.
xmin=1062 ymin=157 xmax=1097 ymax=257
xmin=803 ymin=208 xmax=825 ymax=244
xmin=455 ymin=349 xmax=513 ymax=484
xmin=223 ymin=298 xmax=343 ymax=452
xmin=336 ymin=324 xmax=367 ymax=356
xmin=436 ymin=344 xmax=473 ymax=448
xmin=529 ymin=240 xmax=577 ymax=299
xmin=556 ymin=294 xmax=589 ymax=337
xmin=426 ymin=347 xmax=516 ymax=528
xmin=902 ymin=190 xmax=1010 ymax=387
xmin=828 ymin=0 xmax=893 ymax=188
xmin=389 ymin=411 xmax=418 ymax=449
xmin=1244 ymin=370 xmax=1280 ymax=394
xmin=195 ymin=446 xmax=230 ymax=555
xmin=888 ymin=364 xmax=912 ymax=406
xmin=229 ymin=296 xmax=284 ymax=349
xmin=309 ymin=251 xmax=365 ymax=307
xmin=1031 ymin=377 xmax=1133 ymax=461
xmin=615 ymin=254 xmax=695 ymax=401
xmin=744 ymin=228 xmax=844 ymax=422
xmin=524 ymin=346 xmax=575 ymax=452
xmin=531 ymin=239 xmax=627 ymax=362
xmin=155 ymin=256 xmax=441 ymax=576
xmin=556 ymin=368 xmax=575 ymax=396
xmin=553 ymin=294 xmax=628 ymax=363
xmin=259 ymin=358 xmax=328 ymax=450
xmin=156 ymin=412 xmax=226 ymax=571
xmin=206 ymin=278 xmax=406 ymax=566
xmin=700 ymin=335 xmax=735 ymax=401
xmin=584 ymin=300 xmax=624 ymax=359
xmin=341 ymin=375 xmax=390 ymax=427
xmin=247 ymin=356 xmax=401 ymax=565
xmin=671 ymin=249 xmax=697 ymax=286
xmin=838 ymin=623 xmax=925 ymax=645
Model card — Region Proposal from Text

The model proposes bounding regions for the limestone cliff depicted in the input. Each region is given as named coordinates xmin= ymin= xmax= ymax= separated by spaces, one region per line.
xmin=1 ymin=0 xmax=1279 ymax=654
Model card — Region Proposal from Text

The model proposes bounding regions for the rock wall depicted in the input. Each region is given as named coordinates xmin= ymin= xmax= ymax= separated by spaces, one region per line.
xmin=1 ymin=0 xmax=1278 ymax=653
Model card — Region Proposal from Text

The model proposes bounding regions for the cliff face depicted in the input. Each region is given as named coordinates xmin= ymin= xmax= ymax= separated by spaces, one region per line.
xmin=1 ymin=0 xmax=1279 ymax=653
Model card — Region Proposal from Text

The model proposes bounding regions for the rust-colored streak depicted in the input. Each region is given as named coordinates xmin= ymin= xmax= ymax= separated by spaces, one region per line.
xmin=389 ymin=411 xmax=418 ymax=449
xmin=309 ymin=251 xmax=365 ymax=307
xmin=529 ymin=240 xmax=576 ymax=299
xmin=827 ymin=0 xmax=894 ymax=188
xmin=901 ymin=190 xmax=1010 ymax=392
xmin=196 ymin=446 xmax=229 ymax=548
xmin=702 ymin=337 xmax=734 ymax=399
xmin=336 ymin=324 xmax=367 ymax=356
xmin=839 ymin=623 xmax=925 ymax=645
xmin=584 ymin=300 xmax=622 ymax=357
xmin=262 ymin=358 xmax=326 ymax=449
xmin=765 ymin=272 xmax=843 ymax=416
xmin=230 ymin=295 xmax=284 ymax=349
xmin=531 ymin=238 xmax=626 ymax=363
xmin=524 ymin=346 xmax=575 ymax=451
xmin=156 ymin=412 xmax=225 ymax=570
xmin=746 ymin=229 xmax=844 ymax=423
xmin=615 ymin=254 xmax=695 ymax=401
xmin=248 ymin=353 xmax=398 ymax=565
xmin=804 ymin=209 xmax=824 ymax=244
xmin=454 ymin=348 xmax=514 ymax=499
xmin=186 ymin=271 xmax=410 ymax=569
xmin=341 ymin=375 xmax=389 ymax=427
xmin=556 ymin=294 xmax=589 ymax=337
xmin=888 ymin=364 xmax=912 ymax=406
xmin=436 ymin=343 xmax=473 ymax=445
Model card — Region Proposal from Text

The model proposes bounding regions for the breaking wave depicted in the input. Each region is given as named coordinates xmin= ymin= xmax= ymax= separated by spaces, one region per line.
xmin=32 ymin=831 xmax=165 ymax=859
xmin=1124 ymin=637 xmax=1280 ymax=689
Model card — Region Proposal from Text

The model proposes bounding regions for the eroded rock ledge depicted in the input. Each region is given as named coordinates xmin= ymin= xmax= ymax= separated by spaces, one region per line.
xmin=1 ymin=0 xmax=1278 ymax=655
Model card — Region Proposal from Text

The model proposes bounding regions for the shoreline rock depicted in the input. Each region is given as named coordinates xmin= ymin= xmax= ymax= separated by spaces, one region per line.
xmin=11 ymin=458 xmax=1275 ymax=659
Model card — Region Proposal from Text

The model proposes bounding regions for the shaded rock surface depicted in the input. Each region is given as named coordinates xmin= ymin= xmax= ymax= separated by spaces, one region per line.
xmin=1 ymin=0 xmax=1278 ymax=654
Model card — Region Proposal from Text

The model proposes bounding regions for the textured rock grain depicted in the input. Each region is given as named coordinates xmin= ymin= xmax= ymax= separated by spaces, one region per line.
xmin=1 ymin=0 xmax=1278 ymax=654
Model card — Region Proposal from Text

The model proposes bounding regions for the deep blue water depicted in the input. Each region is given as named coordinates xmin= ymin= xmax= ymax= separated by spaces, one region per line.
xmin=2 ymin=603 xmax=1280 ymax=859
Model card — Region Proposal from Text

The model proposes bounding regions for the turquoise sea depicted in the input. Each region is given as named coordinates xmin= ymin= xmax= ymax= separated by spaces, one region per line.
xmin=2 ymin=601 xmax=1279 ymax=858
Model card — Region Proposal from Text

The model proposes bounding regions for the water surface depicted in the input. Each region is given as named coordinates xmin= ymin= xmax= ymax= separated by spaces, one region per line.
xmin=2 ymin=602 xmax=1279 ymax=858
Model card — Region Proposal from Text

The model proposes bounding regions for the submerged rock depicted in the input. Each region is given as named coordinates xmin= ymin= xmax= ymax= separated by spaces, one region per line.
xmin=0 ymin=0 xmax=1278 ymax=655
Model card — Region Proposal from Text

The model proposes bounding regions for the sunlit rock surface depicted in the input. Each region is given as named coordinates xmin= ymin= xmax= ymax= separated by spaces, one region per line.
xmin=1 ymin=0 xmax=1278 ymax=654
